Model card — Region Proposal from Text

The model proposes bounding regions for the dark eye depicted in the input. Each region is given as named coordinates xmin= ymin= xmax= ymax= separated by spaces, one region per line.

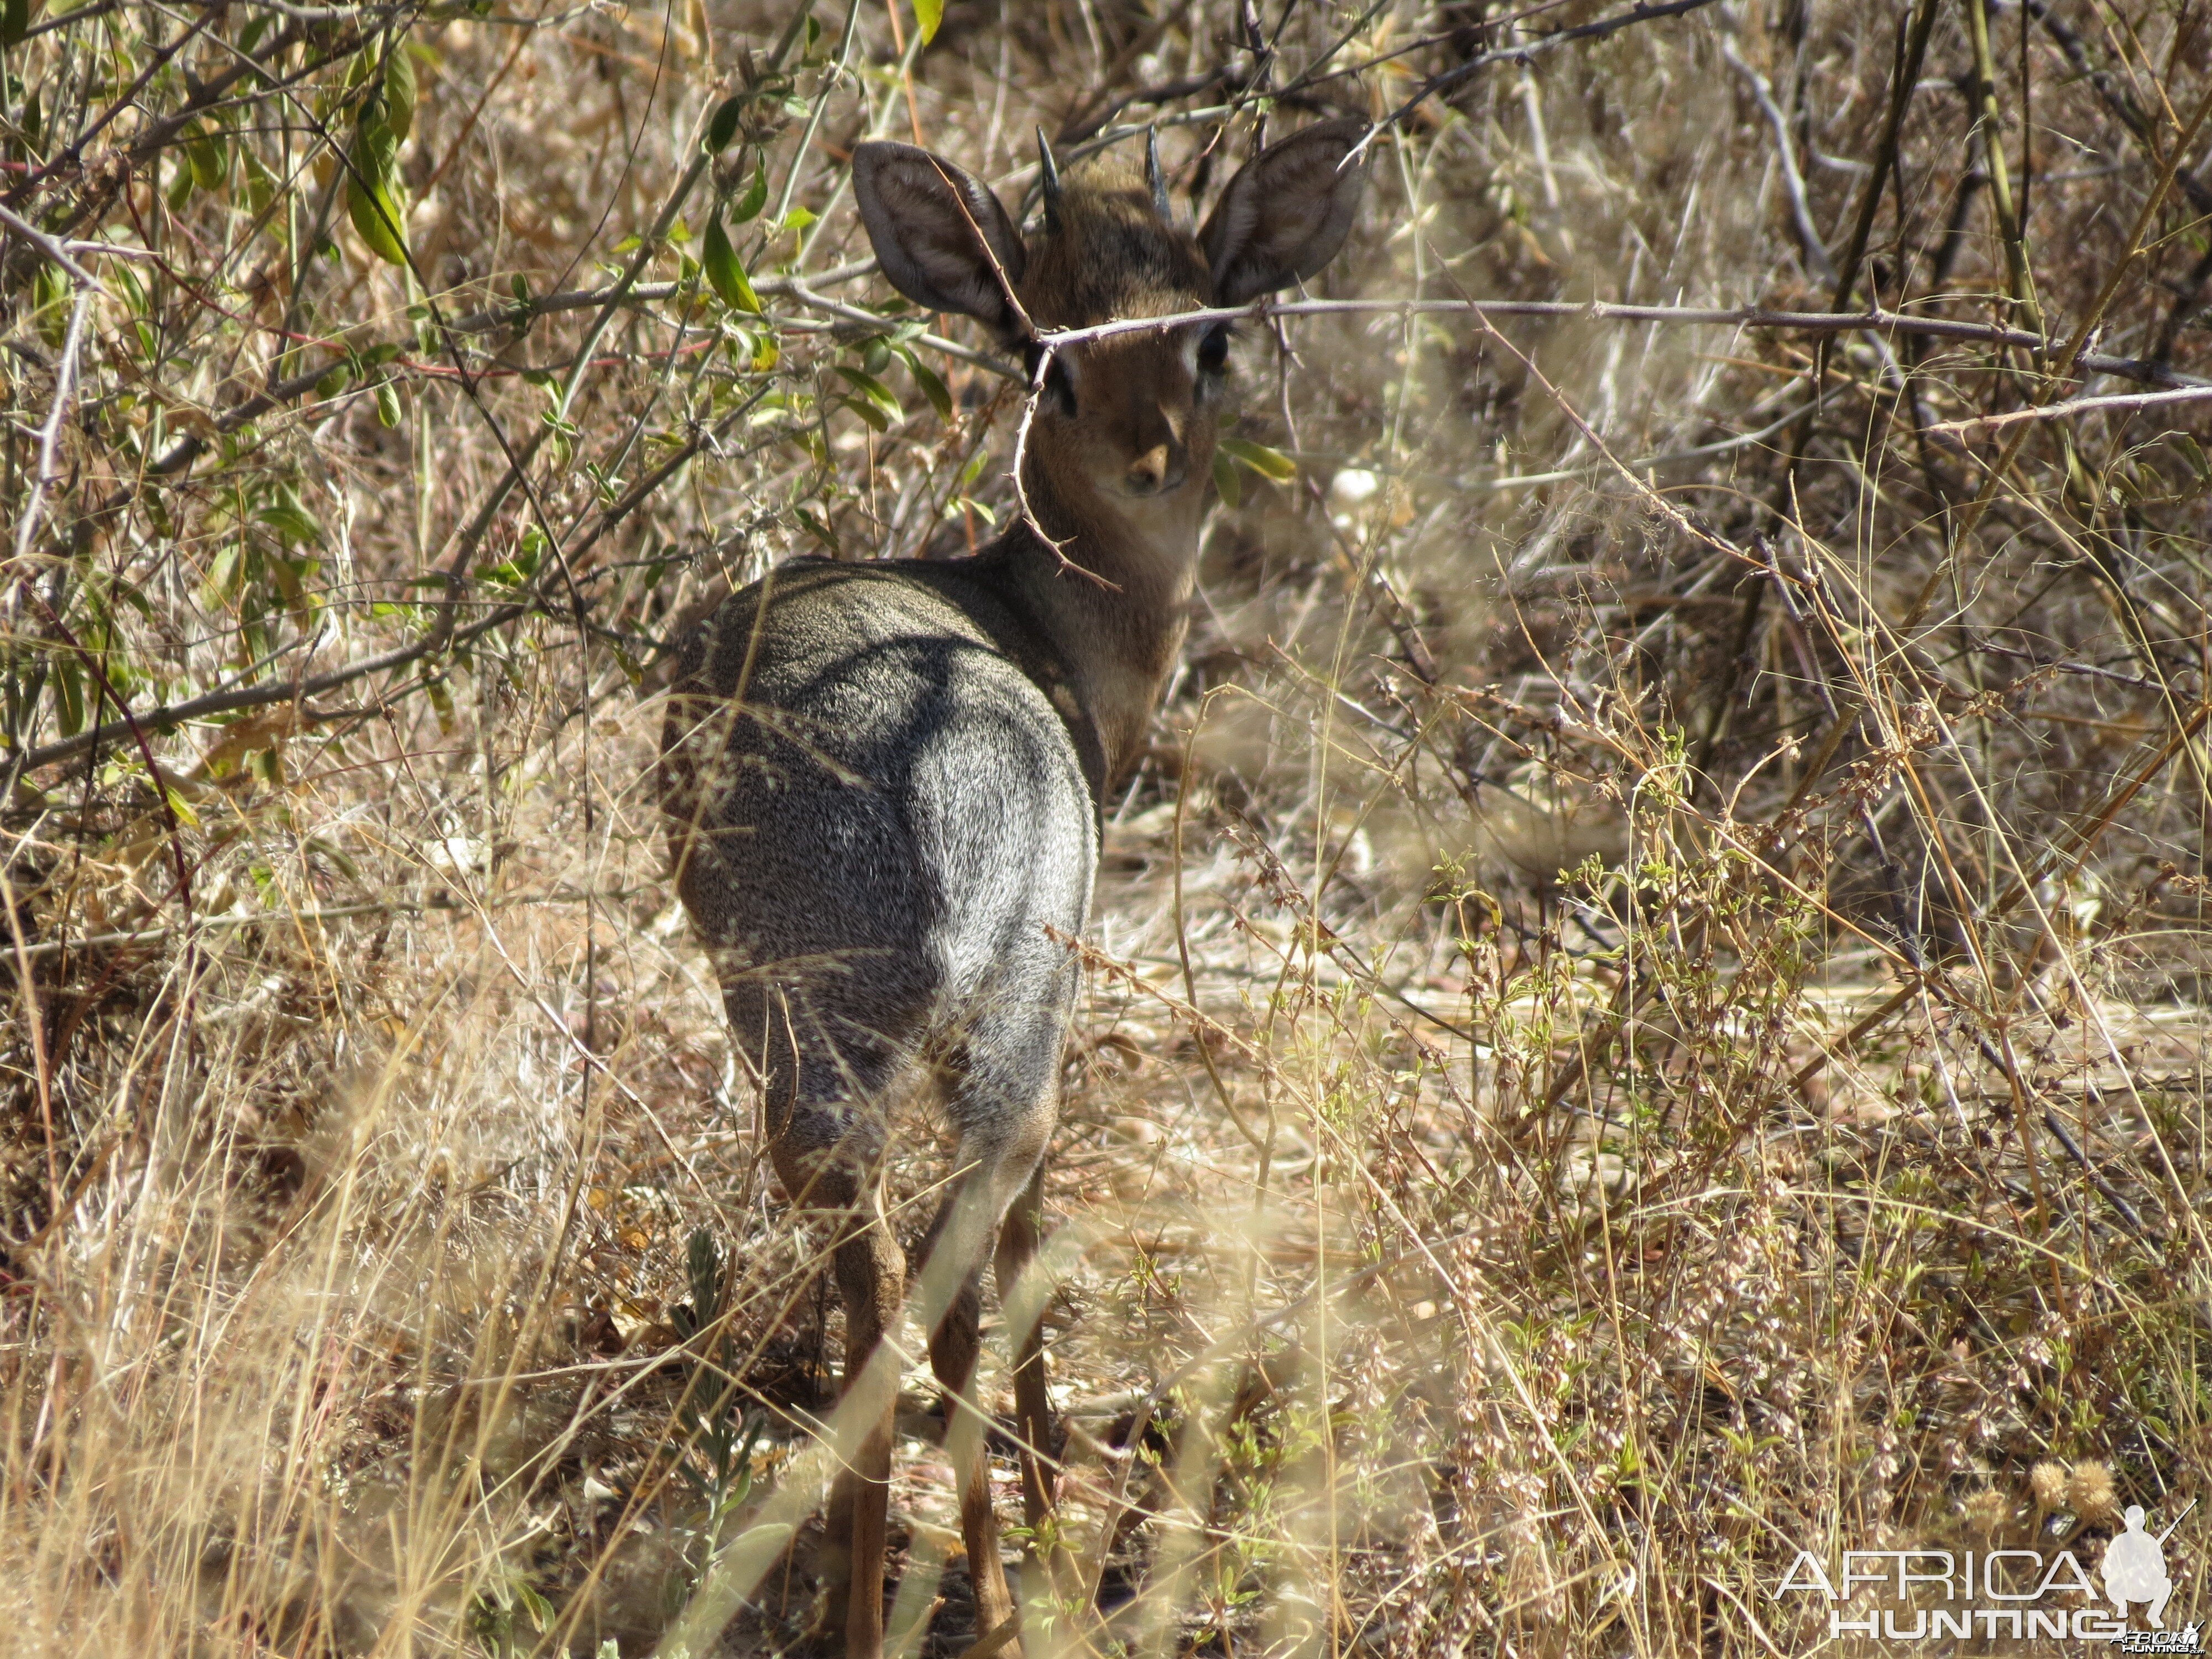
xmin=1024 ymin=341 xmax=1078 ymax=415
xmin=1197 ymin=326 xmax=1230 ymax=373
xmin=1043 ymin=357 xmax=1077 ymax=415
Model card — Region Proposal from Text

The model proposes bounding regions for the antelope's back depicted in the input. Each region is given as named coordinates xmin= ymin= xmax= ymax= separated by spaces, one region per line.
xmin=658 ymin=561 xmax=1097 ymax=1041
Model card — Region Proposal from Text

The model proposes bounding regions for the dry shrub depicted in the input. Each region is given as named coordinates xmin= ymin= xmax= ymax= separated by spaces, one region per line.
xmin=2 ymin=1 xmax=2208 ymax=1654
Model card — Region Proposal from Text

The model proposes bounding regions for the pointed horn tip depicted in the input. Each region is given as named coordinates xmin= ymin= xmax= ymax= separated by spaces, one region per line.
xmin=1035 ymin=126 xmax=1063 ymax=232
xmin=1145 ymin=126 xmax=1170 ymax=221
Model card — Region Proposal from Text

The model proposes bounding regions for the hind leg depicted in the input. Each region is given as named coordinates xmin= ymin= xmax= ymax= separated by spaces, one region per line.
xmin=766 ymin=1124 xmax=907 ymax=1659
xmin=915 ymin=1002 xmax=1064 ymax=1652
xmin=994 ymin=1162 xmax=1057 ymax=1540
xmin=745 ymin=989 xmax=918 ymax=1659
xmin=918 ymin=1127 xmax=1050 ymax=1646
xmin=827 ymin=1184 xmax=906 ymax=1659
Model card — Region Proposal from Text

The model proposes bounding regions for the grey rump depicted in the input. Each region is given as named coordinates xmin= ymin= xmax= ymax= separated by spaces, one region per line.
xmin=664 ymin=555 xmax=1099 ymax=1177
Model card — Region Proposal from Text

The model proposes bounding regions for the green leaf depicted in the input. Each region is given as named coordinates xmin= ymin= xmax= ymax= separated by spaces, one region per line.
xmin=1219 ymin=435 xmax=1296 ymax=482
xmin=1212 ymin=450 xmax=1242 ymax=509
xmin=240 ymin=147 xmax=277 ymax=214
xmin=514 ymin=1580 xmax=553 ymax=1633
xmin=382 ymin=45 xmax=418 ymax=142
xmin=477 ymin=526 xmax=543 ymax=590
xmin=374 ymin=379 xmax=403 ymax=428
xmin=701 ymin=211 xmax=760 ymax=312
xmin=911 ymin=0 xmax=943 ymax=44
xmin=835 ymin=366 xmax=904 ymax=427
xmin=30 ymin=262 xmax=67 ymax=347
xmin=777 ymin=206 xmax=817 ymax=233
xmin=705 ymin=93 xmax=744 ymax=153
xmin=905 ymin=355 xmax=952 ymax=422
xmin=346 ymin=119 xmax=409 ymax=265
xmin=205 ymin=544 xmax=246 ymax=606
xmin=842 ymin=394 xmax=890 ymax=433
xmin=2 ymin=0 xmax=33 ymax=48
xmin=53 ymin=652 xmax=83 ymax=738
xmin=792 ymin=505 xmax=839 ymax=554
xmin=258 ymin=486 xmax=323 ymax=546
xmin=185 ymin=128 xmax=226 ymax=190
xmin=729 ymin=155 xmax=769 ymax=225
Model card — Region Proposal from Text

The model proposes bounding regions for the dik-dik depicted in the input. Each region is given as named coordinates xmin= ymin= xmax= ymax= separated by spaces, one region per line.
xmin=659 ymin=120 xmax=1365 ymax=1658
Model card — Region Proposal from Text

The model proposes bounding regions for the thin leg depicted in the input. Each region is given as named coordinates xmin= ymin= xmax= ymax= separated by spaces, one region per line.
xmin=921 ymin=965 xmax=1072 ymax=1653
xmin=928 ymin=1260 xmax=1016 ymax=1639
xmin=994 ymin=1163 xmax=1057 ymax=1537
xmin=834 ymin=1211 xmax=906 ymax=1659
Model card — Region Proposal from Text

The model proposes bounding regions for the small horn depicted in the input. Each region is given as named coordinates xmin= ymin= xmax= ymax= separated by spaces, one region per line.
xmin=1145 ymin=125 xmax=1170 ymax=221
xmin=1036 ymin=126 xmax=1063 ymax=235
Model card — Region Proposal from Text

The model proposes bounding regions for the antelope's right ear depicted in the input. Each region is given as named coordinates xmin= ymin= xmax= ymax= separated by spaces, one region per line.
xmin=852 ymin=141 xmax=1028 ymax=340
xmin=1200 ymin=117 xmax=1369 ymax=306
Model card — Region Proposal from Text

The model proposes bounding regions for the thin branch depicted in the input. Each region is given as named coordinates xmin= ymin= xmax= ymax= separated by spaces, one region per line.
xmin=1380 ymin=0 xmax=1728 ymax=128
xmin=1965 ymin=0 xmax=2042 ymax=336
xmin=1829 ymin=0 xmax=1940 ymax=310
xmin=1926 ymin=383 xmax=2212 ymax=431
xmin=1037 ymin=296 xmax=2211 ymax=389
xmin=0 ymin=203 xmax=110 ymax=291
xmin=1720 ymin=35 xmax=1836 ymax=287
xmin=10 ymin=287 xmax=96 ymax=569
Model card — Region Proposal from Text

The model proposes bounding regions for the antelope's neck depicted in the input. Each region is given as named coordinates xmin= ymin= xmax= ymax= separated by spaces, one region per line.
xmin=988 ymin=459 xmax=1202 ymax=786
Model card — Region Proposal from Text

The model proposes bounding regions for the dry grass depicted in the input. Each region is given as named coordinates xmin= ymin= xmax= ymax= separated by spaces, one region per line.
xmin=3 ymin=1 xmax=2210 ymax=1654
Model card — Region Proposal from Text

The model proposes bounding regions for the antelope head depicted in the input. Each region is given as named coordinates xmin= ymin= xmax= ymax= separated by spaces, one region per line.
xmin=852 ymin=119 xmax=1369 ymax=523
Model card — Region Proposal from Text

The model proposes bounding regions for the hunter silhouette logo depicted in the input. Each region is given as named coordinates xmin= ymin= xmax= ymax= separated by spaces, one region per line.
xmin=2106 ymin=1506 xmax=2178 ymax=1627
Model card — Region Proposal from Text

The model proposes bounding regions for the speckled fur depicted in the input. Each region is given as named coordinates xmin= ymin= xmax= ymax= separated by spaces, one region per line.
xmin=660 ymin=557 xmax=1097 ymax=1169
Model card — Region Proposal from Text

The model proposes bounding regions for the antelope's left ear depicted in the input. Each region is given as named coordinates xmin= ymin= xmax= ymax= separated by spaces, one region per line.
xmin=1199 ymin=117 xmax=1370 ymax=306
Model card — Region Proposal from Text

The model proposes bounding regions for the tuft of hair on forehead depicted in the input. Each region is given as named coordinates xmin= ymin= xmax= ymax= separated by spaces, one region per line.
xmin=1022 ymin=152 xmax=1212 ymax=327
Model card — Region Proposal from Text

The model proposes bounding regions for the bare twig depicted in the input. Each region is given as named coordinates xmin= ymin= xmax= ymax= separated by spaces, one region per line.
xmin=0 ymin=204 xmax=110 ymax=291
xmin=1381 ymin=0 xmax=1729 ymax=128
xmin=1719 ymin=35 xmax=1836 ymax=286
xmin=1926 ymin=383 xmax=2212 ymax=432
xmin=1039 ymin=296 xmax=2210 ymax=389
xmin=1964 ymin=0 xmax=2042 ymax=336
xmin=10 ymin=288 xmax=95 ymax=567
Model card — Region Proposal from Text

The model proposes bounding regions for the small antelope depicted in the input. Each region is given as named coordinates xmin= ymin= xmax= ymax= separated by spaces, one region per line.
xmin=659 ymin=120 xmax=1365 ymax=1658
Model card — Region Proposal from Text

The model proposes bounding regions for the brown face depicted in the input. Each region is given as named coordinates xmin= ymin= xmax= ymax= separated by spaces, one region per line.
xmin=853 ymin=119 xmax=1364 ymax=510
xmin=1016 ymin=174 xmax=1229 ymax=507
xmin=1040 ymin=320 xmax=1232 ymax=500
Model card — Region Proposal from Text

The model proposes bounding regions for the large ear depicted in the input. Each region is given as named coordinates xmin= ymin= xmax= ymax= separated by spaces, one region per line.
xmin=852 ymin=141 xmax=1028 ymax=338
xmin=1199 ymin=117 xmax=1369 ymax=305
